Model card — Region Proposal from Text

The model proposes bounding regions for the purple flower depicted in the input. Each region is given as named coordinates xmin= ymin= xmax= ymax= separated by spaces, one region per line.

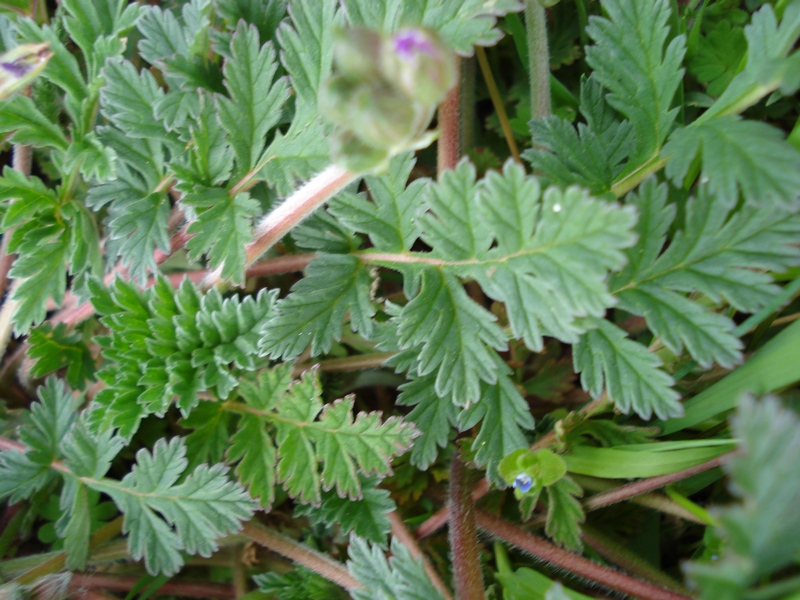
xmin=393 ymin=29 xmax=435 ymax=60
xmin=513 ymin=473 xmax=533 ymax=494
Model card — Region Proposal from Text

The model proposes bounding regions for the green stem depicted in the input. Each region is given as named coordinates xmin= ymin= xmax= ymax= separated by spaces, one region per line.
xmin=525 ymin=0 xmax=551 ymax=122
xmin=449 ymin=455 xmax=484 ymax=600
xmin=476 ymin=46 xmax=521 ymax=163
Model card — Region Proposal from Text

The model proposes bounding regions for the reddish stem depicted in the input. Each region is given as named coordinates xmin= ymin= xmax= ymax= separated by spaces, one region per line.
xmin=437 ymin=59 xmax=461 ymax=176
xmin=69 ymin=574 xmax=234 ymax=599
xmin=582 ymin=453 xmax=731 ymax=512
xmin=448 ymin=456 xmax=484 ymax=600
xmin=240 ymin=520 xmax=360 ymax=591
xmin=475 ymin=510 xmax=691 ymax=600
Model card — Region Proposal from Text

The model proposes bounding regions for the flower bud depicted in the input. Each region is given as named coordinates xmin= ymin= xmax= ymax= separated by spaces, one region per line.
xmin=332 ymin=27 xmax=384 ymax=83
xmin=380 ymin=28 xmax=457 ymax=106
xmin=330 ymin=130 xmax=390 ymax=173
xmin=349 ymin=82 xmax=420 ymax=148
xmin=0 ymin=43 xmax=52 ymax=100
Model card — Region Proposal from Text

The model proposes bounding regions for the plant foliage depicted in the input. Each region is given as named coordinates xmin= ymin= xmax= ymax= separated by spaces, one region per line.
xmin=1 ymin=0 xmax=800 ymax=597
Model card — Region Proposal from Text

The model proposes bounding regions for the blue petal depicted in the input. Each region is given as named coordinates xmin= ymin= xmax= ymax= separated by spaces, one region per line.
xmin=513 ymin=473 xmax=533 ymax=493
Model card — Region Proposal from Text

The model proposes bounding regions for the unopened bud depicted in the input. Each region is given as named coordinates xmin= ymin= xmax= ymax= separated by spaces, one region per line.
xmin=332 ymin=28 xmax=383 ymax=83
xmin=330 ymin=130 xmax=390 ymax=173
xmin=0 ymin=43 xmax=52 ymax=100
xmin=381 ymin=29 xmax=457 ymax=106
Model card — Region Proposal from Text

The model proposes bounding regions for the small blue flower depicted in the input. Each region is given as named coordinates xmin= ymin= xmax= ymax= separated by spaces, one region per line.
xmin=513 ymin=473 xmax=533 ymax=494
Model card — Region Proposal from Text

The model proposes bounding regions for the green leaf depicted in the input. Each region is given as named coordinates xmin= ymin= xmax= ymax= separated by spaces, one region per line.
xmin=61 ymin=419 xmax=124 ymax=479
xmin=342 ymin=0 xmax=524 ymax=55
xmin=137 ymin=4 xmax=188 ymax=64
xmin=62 ymin=0 xmax=141 ymax=75
xmin=497 ymin=567 xmax=593 ymax=600
xmin=257 ymin=0 xmax=338 ymax=193
xmin=217 ymin=21 xmax=289 ymax=177
xmin=229 ymin=366 xmax=293 ymax=509
xmin=278 ymin=0 xmax=338 ymax=109
xmin=396 ymin=374 xmax=458 ymax=470
xmin=100 ymin=58 xmax=172 ymax=141
xmin=0 ymin=378 xmax=77 ymax=502
xmin=87 ymin=438 xmax=254 ymax=576
xmin=255 ymin=566 xmax=348 ymax=600
xmin=378 ymin=160 xmax=635 ymax=407
xmin=663 ymin=116 xmax=800 ymax=208
xmin=88 ymin=176 xmax=171 ymax=282
xmin=171 ymin=92 xmax=233 ymax=186
xmin=545 ymin=477 xmax=584 ymax=551
xmin=9 ymin=225 xmax=68 ymax=334
xmin=60 ymin=482 xmax=91 ymax=569
xmin=574 ymin=317 xmax=681 ymax=420
xmin=28 ymin=323 xmax=96 ymax=389
xmin=328 ymin=152 xmax=424 ymax=252
xmin=0 ymin=168 xmax=58 ymax=229
xmin=610 ymin=179 xmax=748 ymax=370
xmin=215 ymin=0 xmax=286 ymax=45
xmin=688 ymin=19 xmax=747 ymax=97
xmin=295 ymin=478 xmax=395 ymax=546
xmin=685 ymin=395 xmax=800 ymax=597
xmin=184 ymin=188 xmax=258 ymax=284
xmin=258 ymin=112 xmax=331 ymax=195
xmin=393 ymin=268 xmax=507 ymax=404
xmin=701 ymin=4 xmax=800 ymax=119
xmin=347 ymin=535 xmax=446 ymax=600
xmin=620 ymin=182 xmax=800 ymax=314
xmin=0 ymin=94 xmax=68 ymax=150
xmin=585 ymin=0 xmax=685 ymax=165
xmin=22 ymin=378 xmax=77 ymax=465
xmin=182 ymin=401 xmax=231 ymax=472
xmin=59 ymin=420 xmax=125 ymax=570
xmin=260 ymin=254 xmax=376 ymax=360
xmin=563 ymin=440 xmax=735 ymax=479
xmin=472 ymin=161 xmax=637 ymax=351
xmin=658 ymin=319 xmax=800 ymax=435
xmin=272 ymin=369 xmax=416 ymax=504
xmin=523 ymin=77 xmax=633 ymax=195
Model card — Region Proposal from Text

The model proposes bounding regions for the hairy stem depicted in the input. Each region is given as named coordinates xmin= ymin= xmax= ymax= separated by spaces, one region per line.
xmin=240 ymin=520 xmax=360 ymax=591
xmin=526 ymin=0 xmax=551 ymax=121
xmin=69 ymin=574 xmax=234 ymax=599
xmin=448 ymin=456 xmax=484 ymax=600
xmin=202 ymin=165 xmax=357 ymax=290
xmin=582 ymin=525 xmax=692 ymax=595
xmin=437 ymin=59 xmax=461 ymax=175
xmin=475 ymin=47 xmax=521 ymax=163
xmin=292 ymin=352 xmax=397 ymax=377
xmin=13 ymin=517 xmax=123 ymax=586
xmin=389 ymin=512 xmax=453 ymax=600
xmin=475 ymin=510 xmax=692 ymax=600
xmin=582 ymin=453 xmax=731 ymax=512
